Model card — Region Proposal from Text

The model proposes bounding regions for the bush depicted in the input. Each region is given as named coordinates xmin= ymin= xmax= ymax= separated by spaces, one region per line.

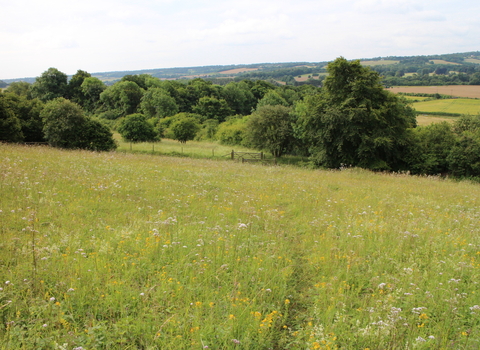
xmin=41 ymin=98 xmax=116 ymax=151
xmin=216 ymin=117 xmax=249 ymax=146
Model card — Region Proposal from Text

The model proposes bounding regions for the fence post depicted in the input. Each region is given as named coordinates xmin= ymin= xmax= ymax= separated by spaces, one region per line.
xmin=231 ymin=150 xmax=234 ymax=160
xmin=260 ymin=152 xmax=264 ymax=160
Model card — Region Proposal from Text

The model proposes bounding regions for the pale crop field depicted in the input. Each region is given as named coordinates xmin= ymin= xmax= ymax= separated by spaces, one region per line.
xmin=412 ymin=98 xmax=480 ymax=116
xmin=389 ymin=86 xmax=480 ymax=99
xmin=1 ymin=144 xmax=480 ymax=349
xmin=416 ymin=115 xmax=455 ymax=126
xmin=359 ymin=60 xmax=399 ymax=66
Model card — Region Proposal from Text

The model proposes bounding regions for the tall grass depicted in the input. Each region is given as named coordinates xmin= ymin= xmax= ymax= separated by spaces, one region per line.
xmin=1 ymin=144 xmax=479 ymax=349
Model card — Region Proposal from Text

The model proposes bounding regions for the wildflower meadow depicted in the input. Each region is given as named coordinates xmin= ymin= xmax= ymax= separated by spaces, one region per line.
xmin=1 ymin=143 xmax=479 ymax=349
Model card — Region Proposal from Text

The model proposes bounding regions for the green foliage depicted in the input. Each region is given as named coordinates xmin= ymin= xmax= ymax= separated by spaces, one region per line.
xmin=0 ymin=93 xmax=23 ymax=142
xmin=170 ymin=116 xmax=200 ymax=143
xmin=30 ymin=68 xmax=68 ymax=102
xmin=81 ymin=77 xmax=106 ymax=113
xmin=192 ymin=96 xmax=233 ymax=122
xmin=5 ymin=81 xmax=31 ymax=97
xmin=80 ymin=118 xmax=117 ymax=151
xmin=255 ymin=90 xmax=289 ymax=109
xmin=246 ymin=105 xmax=294 ymax=157
xmin=447 ymin=131 xmax=480 ymax=177
xmin=140 ymin=88 xmax=179 ymax=118
xmin=222 ymin=81 xmax=256 ymax=115
xmin=117 ymin=113 xmax=158 ymax=143
xmin=446 ymin=114 xmax=480 ymax=178
xmin=298 ymin=58 xmax=416 ymax=170
xmin=41 ymin=98 xmax=116 ymax=150
xmin=67 ymin=70 xmax=91 ymax=104
xmin=99 ymin=81 xmax=144 ymax=117
xmin=195 ymin=119 xmax=219 ymax=141
xmin=216 ymin=116 xmax=249 ymax=146
xmin=408 ymin=122 xmax=456 ymax=174
xmin=4 ymin=93 xmax=45 ymax=142
xmin=121 ymin=74 xmax=151 ymax=90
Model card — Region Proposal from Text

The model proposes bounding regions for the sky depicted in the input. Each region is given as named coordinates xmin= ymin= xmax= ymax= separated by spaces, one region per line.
xmin=1 ymin=0 xmax=480 ymax=79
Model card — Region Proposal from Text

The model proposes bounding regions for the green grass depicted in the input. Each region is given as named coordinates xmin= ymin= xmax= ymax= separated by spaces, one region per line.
xmin=402 ymin=96 xmax=430 ymax=102
xmin=413 ymin=98 xmax=480 ymax=116
xmin=464 ymin=58 xmax=480 ymax=64
xmin=1 ymin=144 xmax=480 ymax=349
xmin=115 ymin=135 xmax=256 ymax=159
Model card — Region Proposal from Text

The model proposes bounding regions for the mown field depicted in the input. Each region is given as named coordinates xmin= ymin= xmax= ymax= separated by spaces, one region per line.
xmin=360 ymin=60 xmax=399 ymax=66
xmin=412 ymin=99 xmax=480 ymax=116
xmin=388 ymin=86 xmax=480 ymax=99
xmin=1 ymin=144 xmax=480 ymax=349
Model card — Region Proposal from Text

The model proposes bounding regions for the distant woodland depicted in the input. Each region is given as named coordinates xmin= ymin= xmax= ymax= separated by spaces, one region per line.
xmin=2 ymin=51 xmax=480 ymax=87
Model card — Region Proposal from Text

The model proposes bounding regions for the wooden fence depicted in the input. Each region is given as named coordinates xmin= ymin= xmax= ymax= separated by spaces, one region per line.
xmin=228 ymin=150 xmax=276 ymax=165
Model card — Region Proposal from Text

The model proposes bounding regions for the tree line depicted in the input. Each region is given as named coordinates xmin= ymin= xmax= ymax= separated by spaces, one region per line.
xmin=2 ymin=59 xmax=480 ymax=178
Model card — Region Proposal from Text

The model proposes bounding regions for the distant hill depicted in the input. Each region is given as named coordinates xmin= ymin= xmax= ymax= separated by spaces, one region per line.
xmin=3 ymin=51 xmax=480 ymax=86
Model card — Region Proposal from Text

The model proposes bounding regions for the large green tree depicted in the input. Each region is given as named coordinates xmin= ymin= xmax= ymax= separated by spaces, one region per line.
xmin=298 ymin=57 xmax=416 ymax=170
xmin=30 ymin=68 xmax=68 ymax=102
xmin=80 ymin=77 xmax=106 ymax=113
xmin=99 ymin=81 xmax=144 ymax=117
xmin=0 ymin=93 xmax=23 ymax=142
xmin=192 ymin=96 xmax=232 ymax=122
xmin=5 ymin=81 xmax=31 ymax=97
xmin=67 ymin=70 xmax=91 ymax=104
xmin=3 ymin=93 xmax=45 ymax=142
xmin=246 ymin=105 xmax=294 ymax=158
xmin=170 ymin=116 xmax=200 ymax=143
xmin=140 ymin=88 xmax=179 ymax=118
xmin=41 ymin=98 xmax=116 ymax=151
xmin=117 ymin=113 xmax=158 ymax=147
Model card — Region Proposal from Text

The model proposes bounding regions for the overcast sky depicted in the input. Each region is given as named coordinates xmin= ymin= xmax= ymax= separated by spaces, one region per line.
xmin=1 ymin=0 xmax=479 ymax=79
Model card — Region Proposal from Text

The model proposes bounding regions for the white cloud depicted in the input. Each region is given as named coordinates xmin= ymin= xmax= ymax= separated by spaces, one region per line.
xmin=1 ymin=0 xmax=479 ymax=79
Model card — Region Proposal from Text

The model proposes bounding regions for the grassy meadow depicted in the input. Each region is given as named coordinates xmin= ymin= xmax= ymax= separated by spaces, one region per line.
xmin=412 ymin=99 xmax=480 ymax=117
xmin=1 ymin=144 xmax=480 ymax=349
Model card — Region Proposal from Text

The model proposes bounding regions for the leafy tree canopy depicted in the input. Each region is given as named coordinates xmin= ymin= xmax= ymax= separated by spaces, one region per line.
xmin=41 ymin=97 xmax=116 ymax=151
xmin=170 ymin=115 xmax=200 ymax=143
xmin=117 ymin=113 xmax=158 ymax=143
xmin=5 ymin=81 xmax=31 ymax=97
xmin=0 ymin=92 xmax=23 ymax=142
xmin=30 ymin=68 xmax=68 ymax=102
xmin=246 ymin=105 xmax=294 ymax=158
xmin=99 ymin=81 xmax=144 ymax=117
xmin=140 ymin=88 xmax=179 ymax=118
xmin=298 ymin=57 xmax=416 ymax=170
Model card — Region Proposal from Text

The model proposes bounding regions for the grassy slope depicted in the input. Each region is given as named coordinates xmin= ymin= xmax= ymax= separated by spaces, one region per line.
xmin=1 ymin=144 xmax=480 ymax=349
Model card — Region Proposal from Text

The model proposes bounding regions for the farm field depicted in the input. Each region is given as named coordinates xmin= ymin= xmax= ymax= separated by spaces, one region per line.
xmin=412 ymin=98 xmax=480 ymax=116
xmin=429 ymin=60 xmax=461 ymax=65
xmin=1 ymin=144 xmax=480 ymax=349
xmin=388 ymin=86 xmax=480 ymax=99
xmin=294 ymin=74 xmax=325 ymax=82
xmin=401 ymin=96 xmax=430 ymax=102
xmin=360 ymin=60 xmax=399 ymax=66
xmin=416 ymin=115 xmax=455 ymax=126
xmin=464 ymin=58 xmax=480 ymax=64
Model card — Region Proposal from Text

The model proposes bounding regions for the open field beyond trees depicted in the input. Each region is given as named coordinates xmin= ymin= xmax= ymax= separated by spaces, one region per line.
xmin=1 ymin=144 xmax=480 ymax=349
xmin=388 ymin=86 xmax=480 ymax=99
xmin=412 ymin=99 xmax=480 ymax=117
